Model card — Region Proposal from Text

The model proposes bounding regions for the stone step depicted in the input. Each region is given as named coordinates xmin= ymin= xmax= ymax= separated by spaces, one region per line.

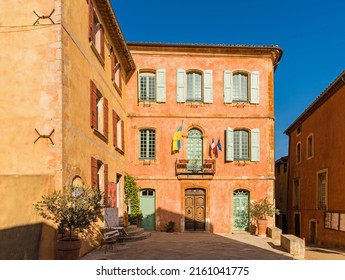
xmin=117 ymin=231 xmax=151 ymax=243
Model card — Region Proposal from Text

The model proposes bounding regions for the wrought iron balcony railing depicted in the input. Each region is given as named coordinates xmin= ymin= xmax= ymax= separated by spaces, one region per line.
xmin=175 ymin=159 xmax=216 ymax=175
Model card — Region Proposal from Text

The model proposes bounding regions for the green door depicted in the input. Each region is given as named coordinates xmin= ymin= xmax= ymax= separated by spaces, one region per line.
xmin=187 ymin=129 xmax=203 ymax=171
xmin=233 ymin=190 xmax=249 ymax=231
xmin=140 ymin=189 xmax=155 ymax=231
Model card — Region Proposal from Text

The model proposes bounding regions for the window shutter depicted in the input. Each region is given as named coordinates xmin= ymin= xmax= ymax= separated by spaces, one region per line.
xmin=88 ymin=0 xmax=94 ymax=42
xmin=100 ymin=24 xmax=105 ymax=60
xmin=226 ymin=127 xmax=234 ymax=161
xmin=137 ymin=68 xmax=141 ymax=101
xmin=121 ymin=119 xmax=125 ymax=153
xmin=112 ymin=110 xmax=117 ymax=147
xmin=250 ymin=71 xmax=259 ymax=104
xmin=103 ymin=97 xmax=108 ymax=138
xmin=90 ymin=80 xmax=97 ymax=129
xmin=156 ymin=69 xmax=166 ymax=103
xmin=223 ymin=70 xmax=233 ymax=103
xmin=104 ymin=164 xmax=108 ymax=205
xmin=91 ymin=157 xmax=98 ymax=188
xmin=251 ymin=128 xmax=260 ymax=162
xmin=203 ymin=70 xmax=213 ymax=103
xmin=176 ymin=69 xmax=186 ymax=103
xmin=111 ymin=51 xmax=115 ymax=81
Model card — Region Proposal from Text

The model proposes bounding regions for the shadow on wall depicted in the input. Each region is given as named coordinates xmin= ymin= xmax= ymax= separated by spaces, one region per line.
xmin=0 ymin=223 xmax=56 ymax=260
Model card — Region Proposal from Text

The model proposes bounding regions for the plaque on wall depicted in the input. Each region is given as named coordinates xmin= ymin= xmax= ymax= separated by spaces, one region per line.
xmin=340 ymin=213 xmax=345 ymax=232
xmin=325 ymin=212 xmax=331 ymax=229
xmin=331 ymin=213 xmax=339 ymax=230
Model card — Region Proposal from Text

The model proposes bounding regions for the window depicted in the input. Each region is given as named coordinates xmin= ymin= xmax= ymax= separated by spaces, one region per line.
xmin=140 ymin=73 xmax=155 ymax=101
xmin=187 ymin=72 xmax=202 ymax=101
xmin=317 ymin=170 xmax=327 ymax=210
xmin=223 ymin=70 xmax=259 ymax=104
xmin=293 ymin=178 xmax=300 ymax=209
xmin=225 ymin=127 xmax=260 ymax=162
xmin=138 ymin=69 xmax=166 ymax=102
xmin=88 ymin=0 xmax=104 ymax=62
xmin=233 ymin=73 xmax=248 ymax=102
xmin=91 ymin=157 xmax=108 ymax=203
xmin=139 ymin=129 xmax=156 ymax=159
xmin=296 ymin=142 xmax=301 ymax=164
xmin=307 ymin=134 xmax=313 ymax=159
xmin=176 ymin=69 xmax=213 ymax=103
xmin=112 ymin=110 xmax=124 ymax=153
xmin=90 ymin=80 xmax=108 ymax=140
xmin=234 ymin=130 xmax=249 ymax=161
xmin=111 ymin=50 xmax=121 ymax=92
xmin=187 ymin=128 xmax=203 ymax=171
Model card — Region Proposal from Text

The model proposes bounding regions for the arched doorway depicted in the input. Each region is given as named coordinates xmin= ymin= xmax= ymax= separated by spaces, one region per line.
xmin=185 ymin=188 xmax=206 ymax=231
xmin=187 ymin=128 xmax=203 ymax=171
xmin=140 ymin=189 xmax=155 ymax=231
xmin=233 ymin=189 xmax=249 ymax=231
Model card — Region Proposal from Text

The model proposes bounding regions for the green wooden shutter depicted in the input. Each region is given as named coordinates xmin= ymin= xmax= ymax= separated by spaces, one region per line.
xmin=251 ymin=128 xmax=260 ymax=162
xmin=250 ymin=71 xmax=259 ymax=104
xmin=156 ymin=69 xmax=166 ymax=103
xmin=224 ymin=70 xmax=233 ymax=103
xmin=176 ymin=69 xmax=186 ymax=103
xmin=203 ymin=70 xmax=213 ymax=103
xmin=226 ymin=127 xmax=234 ymax=161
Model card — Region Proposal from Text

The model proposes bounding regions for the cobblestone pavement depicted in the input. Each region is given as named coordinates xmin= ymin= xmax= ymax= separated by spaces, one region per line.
xmin=80 ymin=231 xmax=345 ymax=260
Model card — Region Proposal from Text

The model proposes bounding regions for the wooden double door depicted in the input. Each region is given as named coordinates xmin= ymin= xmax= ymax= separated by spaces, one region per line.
xmin=185 ymin=189 xmax=206 ymax=231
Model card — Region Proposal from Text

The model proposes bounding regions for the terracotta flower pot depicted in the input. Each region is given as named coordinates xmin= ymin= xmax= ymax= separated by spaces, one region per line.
xmin=256 ymin=219 xmax=268 ymax=237
xmin=56 ymin=239 xmax=82 ymax=260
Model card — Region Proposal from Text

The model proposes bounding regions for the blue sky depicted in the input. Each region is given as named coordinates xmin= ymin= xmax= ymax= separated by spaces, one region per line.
xmin=111 ymin=0 xmax=345 ymax=160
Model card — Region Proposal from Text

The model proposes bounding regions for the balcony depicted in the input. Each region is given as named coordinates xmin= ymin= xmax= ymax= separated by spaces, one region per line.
xmin=175 ymin=159 xmax=216 ymax=178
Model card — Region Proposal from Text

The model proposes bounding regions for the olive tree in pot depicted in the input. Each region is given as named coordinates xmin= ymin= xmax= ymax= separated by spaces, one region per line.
xmin=34 ymin=184 xmax=103 ymax=259
xmin=249 ymin=197 xmax=279 ymax=237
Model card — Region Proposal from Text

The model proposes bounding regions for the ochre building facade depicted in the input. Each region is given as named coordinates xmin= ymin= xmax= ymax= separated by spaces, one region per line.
xmin=126 ymin=43 xmax=282 ymax=233
xmin=285 ymin=71 xmax=345 ymax=248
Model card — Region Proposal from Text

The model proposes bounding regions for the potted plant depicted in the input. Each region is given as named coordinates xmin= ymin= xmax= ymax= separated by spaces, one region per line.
xmin=249 ymin=197 xmax=279 ymax=237
xmin=34 ymin=184 xmax=103 ymax=259
xmin=165 ymin=220 xmax=176 ymax=232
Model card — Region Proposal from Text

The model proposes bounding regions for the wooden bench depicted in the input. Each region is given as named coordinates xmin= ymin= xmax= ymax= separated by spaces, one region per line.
xmin=281 ymin=234 xmax=305 ymax=259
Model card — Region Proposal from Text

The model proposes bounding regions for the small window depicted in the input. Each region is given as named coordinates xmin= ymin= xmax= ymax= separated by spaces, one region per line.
xmin=296 ymin=142 xmax=301 ymax=164
xmin=187 ymin=72 xmax=202 ymax=102
xmin=317 ymin=171 xmax=327 ymax=210
xmin=88 ymin=0 xmax=104 ymax=62
xmin=233 ymin=72 xmax=248 ymax=102
xmin=90 ymin=81 xmax=108 ymax=140
xmin=140 ymin=73 xmax=156 ymax=101
xmin=297 ymin=126 xmax=302 ymax=135
xmin=138 ymin=69 xmax=166 ymax=103
xmin=111 ymin=50 xmax=122 ymax=92
xmin=307 ymin=134 xmax=313 ymax=159
xmin=223 ymin=70 xmax=259 ymax=104
xmin=293 ymin=179 xmax=300 ymax=209
xmin=234 ymin=130 xmax=249 ymax=161
xmin=113 ymin=110 xmax=124 ymax=153
xmin=139 ymin=129 xmax=156 ymax=159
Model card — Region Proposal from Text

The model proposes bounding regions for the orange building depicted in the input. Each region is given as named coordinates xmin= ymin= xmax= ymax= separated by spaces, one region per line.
xmin=126 ymin=43 xmax=283 ymax=233
xmin=285 ymin=71 xmax=345 ymax=247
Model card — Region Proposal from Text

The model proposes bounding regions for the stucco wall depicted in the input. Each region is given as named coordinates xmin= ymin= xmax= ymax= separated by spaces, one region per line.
xmin=126 ymin=46 xmax=277 ymax=233
xmin=287 ymin=81 xmax=345 ymax=247
xmin=0 ymin=0 xmax=62 ymax=259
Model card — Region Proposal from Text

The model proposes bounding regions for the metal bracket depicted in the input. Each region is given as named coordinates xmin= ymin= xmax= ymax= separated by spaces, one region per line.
xmin=33 ymin=9 xmax=55 ymax=26
xmin=34 ymin=129 xmax=55 ymax=145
